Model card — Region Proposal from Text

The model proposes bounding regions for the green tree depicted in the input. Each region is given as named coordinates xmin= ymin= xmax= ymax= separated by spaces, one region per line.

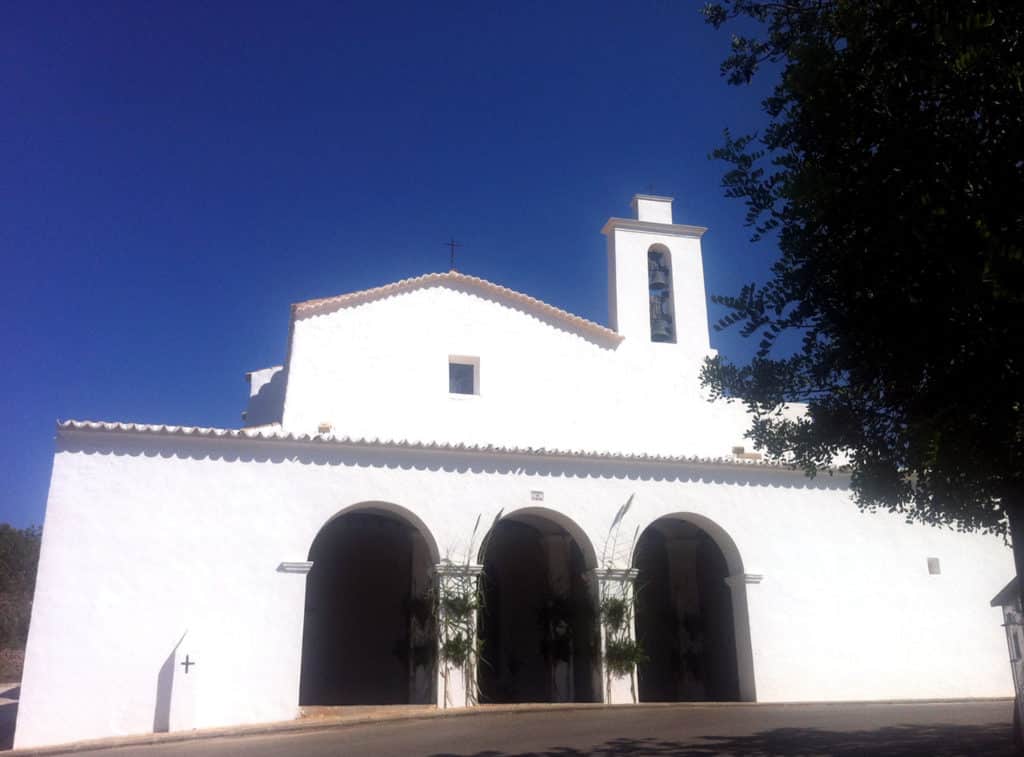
xmin=0 ymin=524 xmax=42 ymax=649
xmin=700 ymin=2 xmax=1024 ymax=578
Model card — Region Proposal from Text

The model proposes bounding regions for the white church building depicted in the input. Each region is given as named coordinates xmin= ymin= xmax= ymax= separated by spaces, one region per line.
xmin=16 ymin=195 xmax=1013 ymax=748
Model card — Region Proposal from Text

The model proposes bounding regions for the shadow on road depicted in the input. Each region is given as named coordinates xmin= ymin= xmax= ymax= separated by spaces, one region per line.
xmin=0 ymin=701 xmax=16 ymax=751
xmin=431 ymin=721 xmax=1015 ymax=756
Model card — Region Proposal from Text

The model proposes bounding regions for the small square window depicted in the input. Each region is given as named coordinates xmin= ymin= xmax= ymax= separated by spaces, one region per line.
xmin=449 ymin=360 xmax=476 ymax=395
xmin=927 ymin=557 xmax=941 ymax=575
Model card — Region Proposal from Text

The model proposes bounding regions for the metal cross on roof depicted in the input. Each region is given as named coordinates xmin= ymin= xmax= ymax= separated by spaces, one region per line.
xmin=444 ymin=238 xmax=462 ymax=271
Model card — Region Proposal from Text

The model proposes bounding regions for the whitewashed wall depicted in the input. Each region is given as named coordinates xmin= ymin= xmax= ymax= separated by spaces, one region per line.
xmin=16 ymin=431 xmax=1013 ymax=748
xmin=279 ymin=196 xmax=747 ymax=455
xmin=281 ymin=282 xmax=756 ymax=457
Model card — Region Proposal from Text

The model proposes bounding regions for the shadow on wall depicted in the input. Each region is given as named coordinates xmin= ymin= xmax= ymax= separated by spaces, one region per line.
xmin=428 ymin=722 xmax=1016 ymax=756
xmin=245 ymin=368 xmax=286 ymax=427
xmin=153 ymin=632 xmax=187 ymax=733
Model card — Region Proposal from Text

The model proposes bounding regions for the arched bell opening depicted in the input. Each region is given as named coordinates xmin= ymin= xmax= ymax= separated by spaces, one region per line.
xmin=299 ymin=503 xmax=438 ymax=706
xmin=648 ymin=244 xmax=676 ymax=344
xmin=477 ymin=510 xmax=600 ymax=704
xmin=633 ymin=515 xmax=743 ymax=702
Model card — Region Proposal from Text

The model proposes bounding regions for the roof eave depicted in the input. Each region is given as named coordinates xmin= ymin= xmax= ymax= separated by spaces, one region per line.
xmin=600 ymin=218 xmax=708 ymax=238
xmin=55 ymin=419 xmax=849 ymax=475
xmin=290 ymin=271 xmax=624 ymax=344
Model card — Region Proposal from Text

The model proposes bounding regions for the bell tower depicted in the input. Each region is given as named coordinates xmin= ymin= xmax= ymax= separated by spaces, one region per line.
xmin=601 ymin=194 xmax=712 ymax=354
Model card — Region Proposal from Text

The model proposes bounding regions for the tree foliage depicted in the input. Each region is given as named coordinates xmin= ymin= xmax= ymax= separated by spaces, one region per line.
xmin=700 ymin=1 xmax=1024 ymax=537
xmin=0 ymin=524 xmax=42 ymax=649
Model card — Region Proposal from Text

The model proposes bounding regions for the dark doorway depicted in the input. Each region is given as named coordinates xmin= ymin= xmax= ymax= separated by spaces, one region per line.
xmin=634 ymin=518 xmax=740 ymax=702
xmin=299 ymin=510 xmax=434 ymax=705
xmin=478 ymin=517 xmax=598 ymax=704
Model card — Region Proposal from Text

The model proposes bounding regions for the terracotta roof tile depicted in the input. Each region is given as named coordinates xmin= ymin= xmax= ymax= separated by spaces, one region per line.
xmin=292 ymin=271 xmax=623 ymax=344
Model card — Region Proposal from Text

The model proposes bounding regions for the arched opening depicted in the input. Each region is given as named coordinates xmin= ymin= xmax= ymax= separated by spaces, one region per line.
xmin=633 ymin=515 xmax=741 ymax=701
xmin=477 ymin=509 xmax=599 ymax=703
xmin=648 ymin=245 xmax=675 ymax=343
xmin=299 ymin=503 xmax=437 ymax=706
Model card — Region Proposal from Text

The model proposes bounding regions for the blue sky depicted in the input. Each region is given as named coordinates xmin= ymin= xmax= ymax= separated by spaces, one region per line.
xmin=1 ymin=1 xmax=776 ymax=528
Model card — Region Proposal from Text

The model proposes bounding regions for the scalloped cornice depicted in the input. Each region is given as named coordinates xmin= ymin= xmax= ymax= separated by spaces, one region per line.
xmin=55 ymin=419 xmax=850 ymax=475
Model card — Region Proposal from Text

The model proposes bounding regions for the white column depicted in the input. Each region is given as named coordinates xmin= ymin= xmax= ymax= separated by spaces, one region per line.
xmin=666 ymin=537 xmax=704 ymax=700
xmin=724 ymin=573 xmax=763 ymax=702
xmin=434 ymin=562 xmax=484 ymax=709
xmin=542 ymin=534 xmax=573 ymax=702
xmin=276 ymin=560 xmax=312 ymax=719
xmin=592 ymin=568 xmax=639 ymax=705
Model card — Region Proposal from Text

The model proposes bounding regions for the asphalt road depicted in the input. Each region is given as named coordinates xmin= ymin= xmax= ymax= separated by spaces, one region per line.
xmin=0 ymin=684 xmax=17 ymax=751
xmin=92 ymin=701 xmax=1014 ymax=757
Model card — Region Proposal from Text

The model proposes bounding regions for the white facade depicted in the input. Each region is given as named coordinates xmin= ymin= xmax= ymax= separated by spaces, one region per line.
xmin=15 ymin=195 xmax=1013 ymax=748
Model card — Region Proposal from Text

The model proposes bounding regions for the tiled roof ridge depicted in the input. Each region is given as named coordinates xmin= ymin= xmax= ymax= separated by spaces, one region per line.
xmin=56 ymin=419 xmax=846 ymax=474
xmin=292 ymin=271 xmax=623 ymax=343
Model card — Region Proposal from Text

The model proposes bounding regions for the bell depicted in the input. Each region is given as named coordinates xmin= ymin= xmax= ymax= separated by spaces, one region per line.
xmin=651 ymin=316 xmax=673 ymax=341
xmin=649 ymin=295 xmax=662 ymax=321
xmin=649 ymin=290 xmax=672 ymax=314
xmin=649 ymin=266 xmax=669 ymax=289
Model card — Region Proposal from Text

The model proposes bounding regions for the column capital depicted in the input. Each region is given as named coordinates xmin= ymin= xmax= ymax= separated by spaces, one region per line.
xmin=724 ymin=573 xmax=763 ymax=588
xmin=277 ymin=561 xmax=313 ymax=574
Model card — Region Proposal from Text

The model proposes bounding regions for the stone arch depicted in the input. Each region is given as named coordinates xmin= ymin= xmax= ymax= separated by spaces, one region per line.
xmin=634 ymin=511 xmax=744 ymax=577
xmin=299 ymin=501 xmax=438 ymax=706
xmin=632 ymin=512 xmax=755 ymax=702
xmin=480 ymin=507 xmax=599 ymax=570
xmin=476 ymin=507 xmax=600 ymax=704
xmin=310 ymin=500 xmax=441 ymax=565
xmin=648 ymin=242 xmax=673 ymax=262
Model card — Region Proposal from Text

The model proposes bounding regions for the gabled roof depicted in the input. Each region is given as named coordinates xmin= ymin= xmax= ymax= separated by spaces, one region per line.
xmin=292 ymin=271 xmax=623 ymax=344
xmin=55 ymin=419 xmax=848 ymax=476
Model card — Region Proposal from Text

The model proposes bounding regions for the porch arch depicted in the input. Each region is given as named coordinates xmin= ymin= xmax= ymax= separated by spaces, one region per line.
xmin=635 ymin=511 xmax=744 ymax=577
xmin=312 ymin=500 xmax=441 ymax=565
xmin=632 ymin=512 xmax=755 ymax=702
xmin=299 ymin=501 xmax=439 ymax=705
xmin=480 ymin=507 xmax=599 ymax=570
xmin=476 ymin=508 xmax=600 ymax=703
